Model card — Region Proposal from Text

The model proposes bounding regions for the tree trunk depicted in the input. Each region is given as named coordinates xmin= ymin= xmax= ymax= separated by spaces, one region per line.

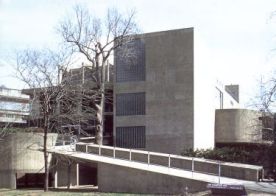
xmin=96 ymin=84 xmax=105 ymax=145
xmin=44 ymin=105 xmax=49 ymax=192
xmin=44 ymin=123 xmax=49 ymax=191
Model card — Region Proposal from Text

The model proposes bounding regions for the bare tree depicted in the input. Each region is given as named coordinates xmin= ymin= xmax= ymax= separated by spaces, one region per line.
xmin=15 ymin=48 xmax=96 ymax=191
xmin=253 ymin=77 xmax=276 ymax=144
xmin=15 ymin=48 xmax=68 ymax=191
xmin=254 ymin=77 xmax=276 ymax=114
xmin=58 ymin=5 xmax=139 ymax=144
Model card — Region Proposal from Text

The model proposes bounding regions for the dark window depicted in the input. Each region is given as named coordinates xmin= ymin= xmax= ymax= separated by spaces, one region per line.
xmin=115 ymin=39 xmax=145 ymax=82
xmin=116 ymin=92 xmax=145 ymax=116
xmin=116 ymin=126 xmax=145 ymax=148
xmin=104 ymin=90 xmax=113 ymax=113
xmin=262 ymin=128 xmax=274 ymax=141
xmin=104 ymin=115 xmax=113 ymax=136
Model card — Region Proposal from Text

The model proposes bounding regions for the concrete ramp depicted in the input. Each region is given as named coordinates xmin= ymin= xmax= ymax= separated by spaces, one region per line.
xmin=48 ymin=143 xmax=265 ymax=194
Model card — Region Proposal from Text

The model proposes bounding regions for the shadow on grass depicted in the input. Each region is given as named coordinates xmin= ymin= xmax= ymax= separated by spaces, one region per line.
xmin=0 ymin=186 xmax=98 ymax=194
xmin=49 ymin=186 xmax=98 ymax=193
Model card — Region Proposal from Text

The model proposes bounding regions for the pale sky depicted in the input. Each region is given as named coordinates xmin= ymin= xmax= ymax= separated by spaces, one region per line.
xmin=1 ymin=0 xmax=276 ymax=107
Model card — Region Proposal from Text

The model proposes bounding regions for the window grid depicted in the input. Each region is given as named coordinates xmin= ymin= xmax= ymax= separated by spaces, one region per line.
xmin=116 ymin=39 xmax=145 ymax=82
xmin=116 ymin=92 xmax=145 ymax=116
xmin=116 ymin=126 xmax=146 ymax=148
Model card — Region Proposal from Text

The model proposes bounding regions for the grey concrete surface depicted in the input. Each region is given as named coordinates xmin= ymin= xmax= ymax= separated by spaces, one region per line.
xmin=54 ymin=161 xmax=77 ymax=187
xmin=114 ymin=28 xmax=194 ymax=155
xmin=50 ymin=144 xmax=269 ymax=194
xmin=0 ymin=132 xmax=57 ymax=188
xmin=244 ymin=182 xmax=276 ymax=194
xmin=215 ymin=109 xmax=270 ymax=144
xmin=98 ymin=162 xmax=207 ymax=194
xmin=75 ymin=143 xmax=263 ymax=182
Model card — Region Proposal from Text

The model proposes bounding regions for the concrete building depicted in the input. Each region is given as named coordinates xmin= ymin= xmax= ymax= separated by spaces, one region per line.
xmin=114 ymin=28 xmax=239 ymax=155
xmin=215 ymin=109 xmax=273 ymax=147
xmin=60 ymin=65 xmax=114 ymax=143
xmin=23 ymin=65 xmax=114 ymax=144
xmin=215 ymin=81 xmax=240 ymax=110
xmin=19 ymin=28 xmax=241 ymax=155
xmin=0 ymin=132 xmax=57 ymax=188
xmin=0 ymin=87 xmax=29 ymax=126
xmin=0 ymin=28 xmax=268 ymax=193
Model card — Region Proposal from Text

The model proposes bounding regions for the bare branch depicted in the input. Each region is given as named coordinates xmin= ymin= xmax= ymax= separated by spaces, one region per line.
xmin=57 ymin=5 xmax=139 ymax=145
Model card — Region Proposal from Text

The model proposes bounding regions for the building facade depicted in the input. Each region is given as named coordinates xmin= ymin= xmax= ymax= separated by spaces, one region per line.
xmin=214 ymin=81 xmax=240 ymax=110
xmin=61 ymin=65 xmax=114 ymax=142
xmin=114 ymin=28 xmax=239 ymax=155
xmin=22 ymin=64 xmax=114 ymax=145
xmin=0 ymin=87 xmax=29 ymax=126
xmin=0 ymin=132 xmax=57 ymax=189
xmin=215 ymin=109 xmax=274 ymax=147
xmin=19 ymin=28 xmax=241 ymax=155
xmin=114 ymin=28 xmax=193 ymax=154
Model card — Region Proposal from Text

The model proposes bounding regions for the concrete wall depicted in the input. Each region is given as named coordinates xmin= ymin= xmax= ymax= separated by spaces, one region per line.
xmin=114 ymin=28 xmax=194 ymax=154
xmin=215 ymin=109 xmax=265 ymax=144
xmin=98 ymin=162 xmax=207 ymax=194
xmin=54 ymin=161 xmax=78 ymax=187
xmin=53 ymin=156 xmax=98 ymax=188
xmin=0 ymin=171 xmax=16 ymax=189
xmin=114 ymin=28 xmax=242 ymax=153
xmin=0 ymin=132 xmax=57 ymax=188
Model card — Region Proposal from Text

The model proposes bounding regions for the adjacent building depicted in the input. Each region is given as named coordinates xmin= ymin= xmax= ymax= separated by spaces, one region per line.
xmin=0 ymin=132 xmax=57 ymax=188
xmin=0 ymin=87 xmax=29 ymax=126
xmin=22 ymin=64 xmax=114 ymax=145
xmin=61 ymin=65 xmax=114 ymax=144
xmin=215 ymin=109 xmax=274 ymax=147
xmin=215 ymin=81 xmax=240 ymax=110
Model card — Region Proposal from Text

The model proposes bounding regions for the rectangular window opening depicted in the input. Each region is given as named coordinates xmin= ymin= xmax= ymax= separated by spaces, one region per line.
xmin=116 ymin=92 xmax=145 ymax=116
xmin=116 ymin=126 xmax=146 ymax=148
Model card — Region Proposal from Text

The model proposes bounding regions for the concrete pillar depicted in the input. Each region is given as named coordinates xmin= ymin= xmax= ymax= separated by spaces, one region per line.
xmin=76 ymin=163 xmax=79 ymax=187
xmin=54 ymin=169 xmax=58 ymax=188
xmin=10 ymin=172 xmax=16 ymax=189
xmin=0 ymin=171 xmax=16 ymax=189
xmin=67 ymin=164 xmax=71 ymax=189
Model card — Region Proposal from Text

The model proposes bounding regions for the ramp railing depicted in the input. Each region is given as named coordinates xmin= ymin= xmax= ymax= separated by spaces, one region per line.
xmin=75 ymin=143 xmax=263 ymax=182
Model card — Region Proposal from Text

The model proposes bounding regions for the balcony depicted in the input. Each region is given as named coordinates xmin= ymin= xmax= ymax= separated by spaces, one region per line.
xmin=0 ymin=108 xmax=29 ymax=123
xmin=0 ymin=88 xmax=29 ymax=103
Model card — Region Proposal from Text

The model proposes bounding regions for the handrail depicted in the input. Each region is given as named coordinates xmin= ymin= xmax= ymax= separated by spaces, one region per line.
xmin=75 ymin=143 xmax=263 ymax=182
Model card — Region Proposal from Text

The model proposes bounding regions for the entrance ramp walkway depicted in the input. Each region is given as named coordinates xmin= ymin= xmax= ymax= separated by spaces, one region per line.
xmin=48 ymin=143 xmax=265 ymax=188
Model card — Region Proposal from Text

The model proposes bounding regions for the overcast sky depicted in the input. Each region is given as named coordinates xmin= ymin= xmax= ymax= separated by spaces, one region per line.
xmin=1 ymin=0 xmax=276 ymax=107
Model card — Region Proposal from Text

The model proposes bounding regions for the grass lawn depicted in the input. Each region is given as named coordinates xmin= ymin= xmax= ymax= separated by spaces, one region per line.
xmin=0 ymin=189 xmax=154 ymax=196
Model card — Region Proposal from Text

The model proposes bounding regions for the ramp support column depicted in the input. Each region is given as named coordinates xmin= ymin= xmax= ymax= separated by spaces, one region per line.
xmin=54 ymin=169 xmax=58 ymax=188
xmin=76 ymin=163 xmax=79 ymax=187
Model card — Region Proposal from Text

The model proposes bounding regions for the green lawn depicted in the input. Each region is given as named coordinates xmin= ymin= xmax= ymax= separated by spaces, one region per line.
xmin=0 ymin=189 xmax=153 ymax=196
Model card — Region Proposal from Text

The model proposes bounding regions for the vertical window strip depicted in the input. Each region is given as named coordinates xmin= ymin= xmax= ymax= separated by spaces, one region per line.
xmin=116 ymin=93 xmax=145 ymax=116
xmin=116 ymin=126 xmax=146 ymax=148
xmin=115 ymin=39 xmax=145 ymax=82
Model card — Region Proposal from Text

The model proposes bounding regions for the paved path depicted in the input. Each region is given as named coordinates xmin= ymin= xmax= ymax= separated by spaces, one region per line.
xmin=244 ymin=182 xmax=276 ymax=194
